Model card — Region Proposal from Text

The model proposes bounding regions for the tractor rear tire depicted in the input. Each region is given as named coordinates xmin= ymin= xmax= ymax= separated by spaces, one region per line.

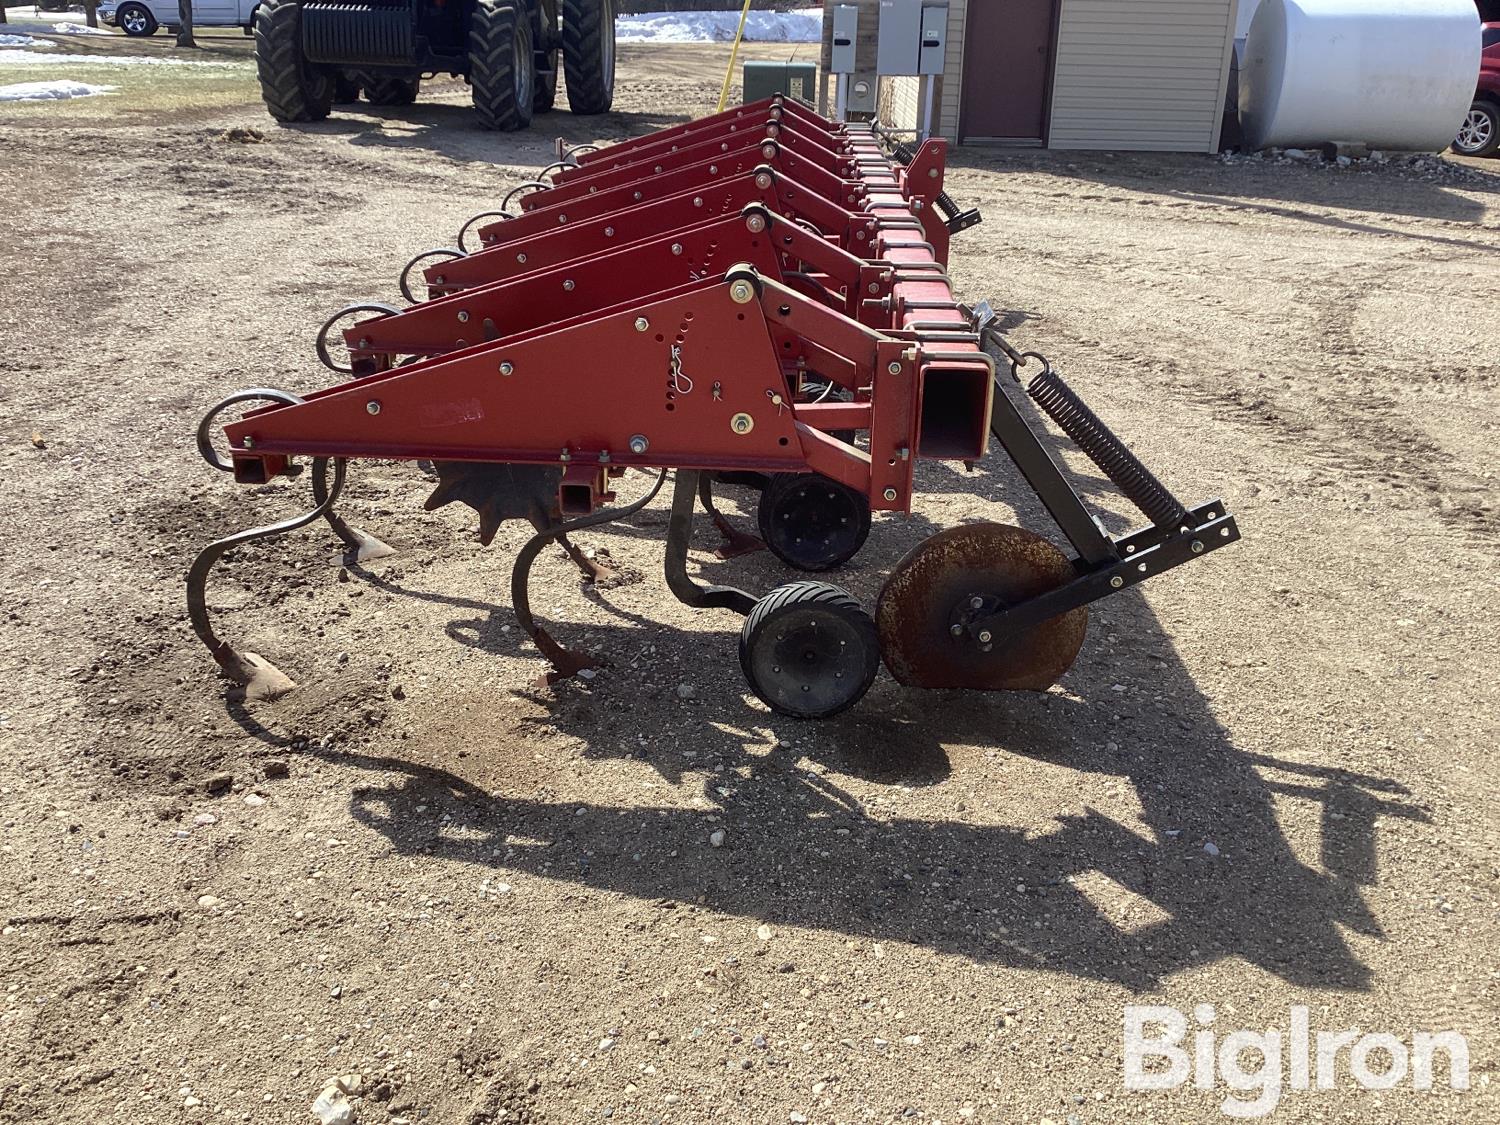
xmin=470 ymin=0 xmax=535 ymax=131
xmin=561 ymin=0 xmax=614 ymax=115
xmin=365 ymin=76 xmax=421 ymax=106
xmin=255 ymin=0 xmax=332 ymax=124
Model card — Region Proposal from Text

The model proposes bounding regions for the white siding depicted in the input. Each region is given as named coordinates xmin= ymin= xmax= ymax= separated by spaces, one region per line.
xmin=1048 ymin=0 xmax=1237 ymax=151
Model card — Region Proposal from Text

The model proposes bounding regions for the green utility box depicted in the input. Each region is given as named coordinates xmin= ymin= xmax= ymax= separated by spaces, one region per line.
xmin=742 ymin=61 xmax=818 ymax=106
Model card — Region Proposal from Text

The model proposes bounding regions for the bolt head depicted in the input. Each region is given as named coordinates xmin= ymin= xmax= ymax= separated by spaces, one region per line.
xmin=746 ymin=215 xmax=766 ymax=233
xmin=516 ymin=253 xmax=527 ymax=264
xmin=729 ymin=279 xmax=755 ymax=304
xmin=887 ymin=361 xmax=902 ymax=375
xmin=629 ymin=434 xmax=649 ymax=454
xmin=671 ymin=243 xmax=683 ymax=255
xmin=969 ymin=596 xmax=984 ymax=610
xmin=604 ymin=226 xmax=615 ymax=237
xmin=977 ymin=630 xmax=992 ymax=644
xmin=366 ymin=401 xmax=381 ymax=415
xmin=1110 ymin=575 xmax=1124 ymax=588
xmin=499 ymin=362 xmax=513 ymax=376
xmin=730 ymin=413 xmax=754 ymax=434
xmin=456 ymin=311 xmax=469 ymax=323
xmin=928 ymin=167 xmax=939 ymax=178
xmin=883 ymin=488 xmax=898 ymax=502
xmin=693 ymin=196 xmax=704 ymax=207
xmin=1191 ymin=539 xmax=1205 ymax=554
xmin=949 ymin=623 xmax=963 ymax=637
xmin=563 ymin=280 xmax=575 ymax=291
xmin=634 ymin=317 xmax=650 ymax=332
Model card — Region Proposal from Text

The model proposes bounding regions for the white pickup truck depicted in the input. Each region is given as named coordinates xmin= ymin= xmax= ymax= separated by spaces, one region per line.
xmin=97 ymin=0 xmax=260 ymax=37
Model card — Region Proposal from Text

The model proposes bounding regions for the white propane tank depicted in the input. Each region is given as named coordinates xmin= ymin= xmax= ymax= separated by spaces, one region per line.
xmin=1239 ymin=0 xmax=1481 ymax=152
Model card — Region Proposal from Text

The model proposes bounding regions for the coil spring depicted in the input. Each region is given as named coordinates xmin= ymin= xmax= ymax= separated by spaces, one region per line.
xmin=890 ymin=139 xmax=962 ymax=220
xmin=1028 ymin=367 xmax=1188 ymax=530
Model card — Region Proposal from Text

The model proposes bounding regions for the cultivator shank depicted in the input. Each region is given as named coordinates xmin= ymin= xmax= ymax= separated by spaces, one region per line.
xmin=189 ymin=96 xmax=1238 ymax=717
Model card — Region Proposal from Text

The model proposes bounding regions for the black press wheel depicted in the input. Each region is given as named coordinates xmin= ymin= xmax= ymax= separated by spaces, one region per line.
xmin=757 ymin=472 xmax=871 ymax=571
xmin=1454 ymin=100 xmax=1500 ymax=158
xmin=561 ymin=0 xmax=614 ymax=115
xmin=255 ymin=0 xmax=333 ymax=124
xmin=117 ymin=2 xmax=157 ymax=35
xmin=739 ymin=581 xmax=880 ymax=719
xmin=470 ymin=0 xmax=535 ymax=131
xmin=364 ymin=76 xmax=421 ymax=106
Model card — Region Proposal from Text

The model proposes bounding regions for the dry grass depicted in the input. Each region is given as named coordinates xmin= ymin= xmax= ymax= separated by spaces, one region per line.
xmin=0 ymin=27 xmax=256 ymax=122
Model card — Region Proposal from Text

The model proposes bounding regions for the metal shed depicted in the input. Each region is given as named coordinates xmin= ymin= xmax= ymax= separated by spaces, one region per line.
xmin=820 ymin=0 xmax=1240 ymax=151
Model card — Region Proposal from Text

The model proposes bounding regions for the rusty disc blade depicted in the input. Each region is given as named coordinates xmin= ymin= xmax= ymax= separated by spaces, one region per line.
xmin=876 ymin=523 xmax=1087 ymax=692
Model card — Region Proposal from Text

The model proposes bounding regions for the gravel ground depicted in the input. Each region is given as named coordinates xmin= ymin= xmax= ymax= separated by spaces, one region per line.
xmin=1 ymin=42 xmax=1496 ymax=1125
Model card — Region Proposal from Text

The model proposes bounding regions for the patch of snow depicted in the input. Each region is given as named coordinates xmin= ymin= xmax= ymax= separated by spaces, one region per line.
xmin=0 ymin=34 xmax=48 ymax=48
xmin=0 ymin=78 xmax=115 ymax=101
xmin=53 ymin=22 xmax=115 ymax=35
xmin=617 ymin=8 xmax=821 ymax=44
xmin=0 ymin=49 xmax=245 ymax=67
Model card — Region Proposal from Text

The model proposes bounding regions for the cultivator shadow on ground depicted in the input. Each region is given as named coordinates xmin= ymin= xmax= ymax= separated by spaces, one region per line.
xmin=187 ymin=96 xmax=1239 ymax=717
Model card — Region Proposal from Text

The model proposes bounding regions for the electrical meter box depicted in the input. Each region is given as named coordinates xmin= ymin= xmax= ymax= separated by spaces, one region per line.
xmin=846 ymin=73 xmax=878 ymax=114
xmin=830 ymin=4 xmax=859 ymax=74
xmin=877 ymin=0 xmax=922 ymax=75
xmin=919 ymin=3 xmax=948 ymax=75
xmin=742 ymin=61 xmax=818 ymax=106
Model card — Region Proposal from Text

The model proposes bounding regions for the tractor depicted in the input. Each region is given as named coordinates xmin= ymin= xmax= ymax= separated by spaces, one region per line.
xmin=253 ymin=0 xmax=615 ymax=130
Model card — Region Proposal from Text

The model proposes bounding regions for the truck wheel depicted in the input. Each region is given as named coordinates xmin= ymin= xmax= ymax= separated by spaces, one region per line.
xmin=255 ymin=0 xmax=332 ymax=124
xmin=117 ymin=3 xmax=157 ymax=36
xmin=561 ymin=0 xmax=614 ymax=115
xmin=535 ymin=46 xmax=558 ymax=113
xmin=470 ymin=0 xmax=534 ymax=131
xmin=365 ymin=77 xmax=421 ymax=106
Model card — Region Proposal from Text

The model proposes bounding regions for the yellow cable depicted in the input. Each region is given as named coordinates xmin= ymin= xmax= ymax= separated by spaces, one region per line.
xmin=715 ymin=0 xmax=755 ymax=112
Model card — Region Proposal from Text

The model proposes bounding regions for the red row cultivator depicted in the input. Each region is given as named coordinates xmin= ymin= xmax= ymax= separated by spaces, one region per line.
xmin=188 ymin=96 xmax=1238 ymax=719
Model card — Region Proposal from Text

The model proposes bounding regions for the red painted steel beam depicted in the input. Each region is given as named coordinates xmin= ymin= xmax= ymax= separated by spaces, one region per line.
xmin=562 ymin=95 xmax=850 ymax=173
xmin=538 ymin=120 xmax=861 ymax=209
xmin=477 ymin=144 xmax=865 ymax=247
xmin=358 ymin=207 xmax=894 ymax=363
xmin=429 ymin=171 xmax=870 ymax=296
